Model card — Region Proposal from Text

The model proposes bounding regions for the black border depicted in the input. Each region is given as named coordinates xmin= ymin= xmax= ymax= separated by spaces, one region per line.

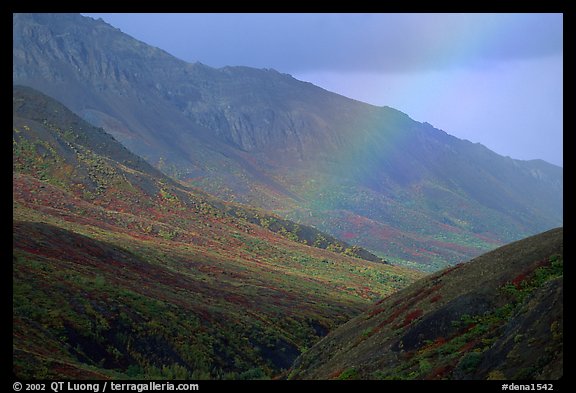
xmin=8 ymin=1 xmax=571 ymax=389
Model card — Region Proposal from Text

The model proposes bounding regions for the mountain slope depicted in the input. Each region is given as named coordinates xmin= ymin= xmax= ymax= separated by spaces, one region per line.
xmin=13 ymin=13 xmax=563 ymax=270
xmin=13 ymin=86 xmax=421 ymax=379
xmin=288 ymin=228 xmax=563 ymax=380
xmin=13 ymin=84 xmax=383 ymax=262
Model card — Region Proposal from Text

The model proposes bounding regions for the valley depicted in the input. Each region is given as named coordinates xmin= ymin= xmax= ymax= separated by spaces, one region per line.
xmin=12 ymin=13 xmax=563 ymax=380
xmin=13 ymin=86 xmax=420 ymax=379
xmin=13 ymin=13 xmax=563 ymax=270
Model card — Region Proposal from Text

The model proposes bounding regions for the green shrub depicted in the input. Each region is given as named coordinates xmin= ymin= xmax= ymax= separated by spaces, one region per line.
xmin=338 ymin=367 xmax=359 ymax=380
xmin=237 ymin=367 xmax=269 ymax=380
xmin=459 ymin=352 xmax=482 ymax=373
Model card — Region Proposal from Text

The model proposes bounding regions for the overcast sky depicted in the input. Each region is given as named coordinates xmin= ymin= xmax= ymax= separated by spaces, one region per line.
xmin=84 ymin=13 xmax=563 ymax=167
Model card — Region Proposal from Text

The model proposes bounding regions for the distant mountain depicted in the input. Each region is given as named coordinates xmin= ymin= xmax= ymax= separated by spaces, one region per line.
xmin=13 ymin=85 xmax=420 ymax=379
xmin=289 ymin=228 xmax=563 ymax=380
xmin=13 ymin=13 xmax=563 ymax=270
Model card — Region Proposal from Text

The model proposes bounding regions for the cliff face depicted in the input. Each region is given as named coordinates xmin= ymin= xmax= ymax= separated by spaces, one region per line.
xmin=14 ymin=13 xmax=563 ymax=269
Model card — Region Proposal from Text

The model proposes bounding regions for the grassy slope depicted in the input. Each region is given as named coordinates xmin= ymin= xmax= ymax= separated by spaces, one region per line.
xmin=289 ymin=228 xmax=563 ymax=380
xmin=13 ymin=13 xmax=562 ymax=272
xmin=13 ymin=87 xmax=421 ymax=379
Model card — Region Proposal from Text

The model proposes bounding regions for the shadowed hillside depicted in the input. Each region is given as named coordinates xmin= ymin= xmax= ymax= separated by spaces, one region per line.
xmin=289 ymin=228 xmax=563 ymax=380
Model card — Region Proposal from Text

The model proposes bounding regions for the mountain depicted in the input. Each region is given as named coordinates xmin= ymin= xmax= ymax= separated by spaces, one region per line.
xmin=13 ymin=12 xmax=563 ymax=271
xmin=288 ymin=228 xmax=563 ymax=380
xmin=13 ymin=85 xmax=421 ymax=379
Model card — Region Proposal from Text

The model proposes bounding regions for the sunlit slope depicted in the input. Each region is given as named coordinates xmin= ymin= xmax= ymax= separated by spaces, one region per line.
xmin=13 ymin=13 xmax=563 ymax=270
xmin=13 ymin=86 xmax=421 ymax=379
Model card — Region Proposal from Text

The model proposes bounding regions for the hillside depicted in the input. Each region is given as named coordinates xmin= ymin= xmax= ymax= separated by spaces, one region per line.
xmin=13 ymin=86 xmax=421 ymax=379
xmin=13 ymin=13 xmax=563 ymax=270
xmin=289 ymin=228 xmax=563 ymax=380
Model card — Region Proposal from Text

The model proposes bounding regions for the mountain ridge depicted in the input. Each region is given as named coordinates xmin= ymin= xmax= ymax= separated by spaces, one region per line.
xmin=13 ymin=13 xmax=563 ymax=270
xmin=13 ymin=84 xmax=384 ymax=263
